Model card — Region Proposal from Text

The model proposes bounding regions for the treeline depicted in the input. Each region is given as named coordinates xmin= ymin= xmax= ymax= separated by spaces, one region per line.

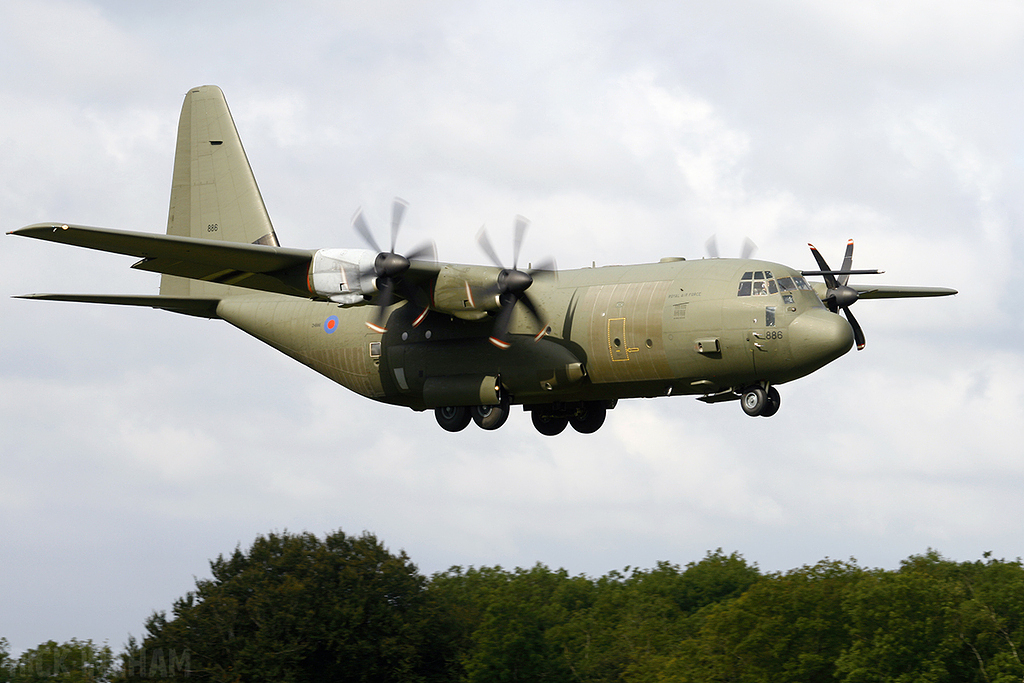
xmin=5 ymin=530 xmax=1024 ymax=682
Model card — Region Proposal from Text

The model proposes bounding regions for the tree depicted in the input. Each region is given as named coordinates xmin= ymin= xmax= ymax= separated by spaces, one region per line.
xmin=655 ymin=558 xmax=861 ymax=683
xmin=5 ymin=638 xmax=115 ymax=682
xmin=136 ymin=529 xmax=456 ymax=682
xmin=430 ymin=564 xmax=594 ymax=682
xmin=836 ymin=550 xmax=985 ymax=683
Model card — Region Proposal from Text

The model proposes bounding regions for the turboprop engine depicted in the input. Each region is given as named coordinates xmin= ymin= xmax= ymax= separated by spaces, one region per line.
xmin=307 ymin=248 xmax=379 ymax=304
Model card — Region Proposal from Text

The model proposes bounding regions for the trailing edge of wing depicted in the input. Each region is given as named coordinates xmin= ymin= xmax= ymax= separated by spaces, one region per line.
xmin=853 ymin=285 xmax=958 ymax=299
xmin=15 ymin=294 xmax=221 ymax=318
xmin=11 ymin=223 xmax=316 ymax=297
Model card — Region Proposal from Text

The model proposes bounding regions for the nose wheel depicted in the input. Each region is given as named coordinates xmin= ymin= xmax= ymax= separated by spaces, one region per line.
xmin=741 ymin=385 xmax=781 ymax=417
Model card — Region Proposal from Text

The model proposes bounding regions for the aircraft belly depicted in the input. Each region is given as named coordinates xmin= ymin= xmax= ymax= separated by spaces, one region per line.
xmin=380 ymin=335 xmax=585 ymax=409
xmin=217 ymin=296 xmax=385 ymax=400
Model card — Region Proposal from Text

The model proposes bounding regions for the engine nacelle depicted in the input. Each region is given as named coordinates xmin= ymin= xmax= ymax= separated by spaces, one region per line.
xmin=432 ymin=264 xmax=502 ymax=321
xmin=308 ymin=248 xmax=379 ymax=304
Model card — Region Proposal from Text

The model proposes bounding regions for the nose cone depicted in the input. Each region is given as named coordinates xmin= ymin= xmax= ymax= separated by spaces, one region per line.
xmin=789 ymin=308 xmax=854 ymax=374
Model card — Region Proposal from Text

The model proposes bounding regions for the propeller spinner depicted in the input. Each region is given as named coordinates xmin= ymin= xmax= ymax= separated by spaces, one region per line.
xmin=352 ymin=198 xmax=436 ymax=332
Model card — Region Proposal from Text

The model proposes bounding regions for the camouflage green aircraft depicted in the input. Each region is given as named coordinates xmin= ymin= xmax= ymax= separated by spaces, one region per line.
xmin=11 ymin=86 xmax=956 ymax=435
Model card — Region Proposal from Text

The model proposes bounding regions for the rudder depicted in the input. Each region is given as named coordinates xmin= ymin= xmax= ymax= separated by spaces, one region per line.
xmin=161 ymin=85 xmax=280 ymax=297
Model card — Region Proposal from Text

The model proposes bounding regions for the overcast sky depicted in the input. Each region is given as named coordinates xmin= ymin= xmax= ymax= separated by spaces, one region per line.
xmin=2 ymin=0 xmax=1023 ymax=656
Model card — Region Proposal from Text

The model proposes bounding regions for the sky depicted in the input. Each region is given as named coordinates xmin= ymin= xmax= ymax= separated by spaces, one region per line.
xmin=2 ymin=0 xmax=1023 ymax=656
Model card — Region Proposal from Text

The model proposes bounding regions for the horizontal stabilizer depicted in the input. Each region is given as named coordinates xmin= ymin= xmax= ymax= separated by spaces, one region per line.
xmin=11 ymin=223 xmax=316 ymax=298
xmin=15 ymin=294 xmax=222 ymax=318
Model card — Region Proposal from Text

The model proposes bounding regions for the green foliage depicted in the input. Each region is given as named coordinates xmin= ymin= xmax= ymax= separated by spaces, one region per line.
xmin=13 ymin=539 xmax=1024 ymax=683
xmin=4 ymin=638 xmax=114 ymax=682
xmin=427 ymin=549 xmax=761 ymax=682
xmin=134 ymin=529 xmax=455 ymax=682
xmin=655 ymin=558 xmax=862 ymax=683
xmin=835 ymin=550 xmax=1024 ymax=683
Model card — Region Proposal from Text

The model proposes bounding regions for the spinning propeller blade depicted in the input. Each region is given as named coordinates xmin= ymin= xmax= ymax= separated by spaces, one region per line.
xmin=352 ymin=198 xmax=436 ymax=332
xmin=475 ymin=217 xmax=551 ymax=348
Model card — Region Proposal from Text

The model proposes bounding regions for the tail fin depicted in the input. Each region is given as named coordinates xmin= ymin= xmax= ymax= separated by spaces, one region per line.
xmin=161 ymin=85 xmax=280 ymax=297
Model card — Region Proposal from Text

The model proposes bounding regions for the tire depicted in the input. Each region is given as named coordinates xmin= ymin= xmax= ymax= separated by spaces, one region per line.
xmin=435 ymin=406 xmax=471 ymax=432
xmin=532 ymin=410 xmax=568 ymax=436
xmin=570 ymin=401 xmax=607 ymax=434
xmin=760 ymin=386 xmax=781 ymax=417
xmin=741 ymin=387 xmax=767 ymax=417
xmin=472 ymin=401 xmax=510 ymax=430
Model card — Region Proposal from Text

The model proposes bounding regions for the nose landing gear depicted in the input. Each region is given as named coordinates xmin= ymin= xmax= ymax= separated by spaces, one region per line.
xmin=741 ymin=384 xmax=781 ymax=417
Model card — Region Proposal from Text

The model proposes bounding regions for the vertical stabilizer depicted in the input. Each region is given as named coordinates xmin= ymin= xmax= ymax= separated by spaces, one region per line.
xmin=161 ymin=85 xmax=280 ymax=297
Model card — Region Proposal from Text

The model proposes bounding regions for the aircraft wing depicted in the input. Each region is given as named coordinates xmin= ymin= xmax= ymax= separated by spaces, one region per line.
xmin=11 ymin=223 xmax=317 ymax=298
xmin=853 ymin=285 xmax=958 ymax=299
xmin=13 ymin=293 xmax=222 ymax=318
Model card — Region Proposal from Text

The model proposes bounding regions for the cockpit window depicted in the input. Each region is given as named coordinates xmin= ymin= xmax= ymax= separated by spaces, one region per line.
xmin=793 ymin=276 xmax=813 ymax=291
xmin=737 ymin=271 xmax=778 ymax=297
xmin=777 ymin=276 xmax=795 ymax=291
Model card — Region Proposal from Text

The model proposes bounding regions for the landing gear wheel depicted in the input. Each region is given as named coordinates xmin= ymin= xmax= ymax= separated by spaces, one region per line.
xmin=570 ymin=401 xmax=607 ymax=434
xmin=532 ymin=411 xmax=568 ymax=436
xmin=741 ymin=387 xmax=768 ymax=417
xmin=435 ymin=406 xmax=471 ymax=432
xmin=760 ymin=386 xmax=781 ymax=417
xmin=472 ymin=400 xmax=510 ymax=430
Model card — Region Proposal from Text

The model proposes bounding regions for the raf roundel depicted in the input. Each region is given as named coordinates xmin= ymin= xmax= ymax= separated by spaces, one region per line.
xmin=323 ymin=316 xmax=338 ymax=334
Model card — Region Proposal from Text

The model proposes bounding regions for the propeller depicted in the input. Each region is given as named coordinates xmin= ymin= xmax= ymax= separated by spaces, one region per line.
xmin=476 ymin=216 xmax=555 ymax=349
xmin=705 ymin=236 xmax=757 ymax=260
xmin=352 ymin=198 xmax=436 ymax=332
xmin=804 ymin=240 xmax=879 ymax=350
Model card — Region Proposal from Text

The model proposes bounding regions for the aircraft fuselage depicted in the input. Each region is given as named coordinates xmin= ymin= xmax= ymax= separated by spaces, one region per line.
xmin=216 ymin=256 xmax=854 ymax=412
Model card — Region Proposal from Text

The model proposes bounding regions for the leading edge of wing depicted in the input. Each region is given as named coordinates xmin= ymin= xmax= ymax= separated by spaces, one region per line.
xmin=853 ymin=285 xmax=958 ymax=299
xmin=11 ymin=223 xmax=316 ymax=296
xmin=14 ymin=293 xmax=221 ymax=318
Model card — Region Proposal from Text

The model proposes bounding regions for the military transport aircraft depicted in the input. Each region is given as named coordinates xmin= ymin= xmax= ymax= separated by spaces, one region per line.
xmin=11 ymin=85 xmax=957 ymax=435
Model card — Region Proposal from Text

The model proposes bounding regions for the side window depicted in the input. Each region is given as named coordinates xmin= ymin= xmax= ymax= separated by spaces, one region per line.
xmin=766 ymin=306 xmax=776 ymax=327
xmin=737 ymin=281 xmax=752 ymax=296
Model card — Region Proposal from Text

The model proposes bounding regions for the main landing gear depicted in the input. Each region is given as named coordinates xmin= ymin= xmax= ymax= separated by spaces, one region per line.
xmin=434 ymin=401 xmax=512 ymax=432
xmin=529 ymin=401 xmax=608 ymax=436
xmin=434 ymin=398 xmax=513 ymax=433
xmin=740 ymin=384 xmax=781 ymax=417
xmin=434 ymin=400 xmax=613 ymax=434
